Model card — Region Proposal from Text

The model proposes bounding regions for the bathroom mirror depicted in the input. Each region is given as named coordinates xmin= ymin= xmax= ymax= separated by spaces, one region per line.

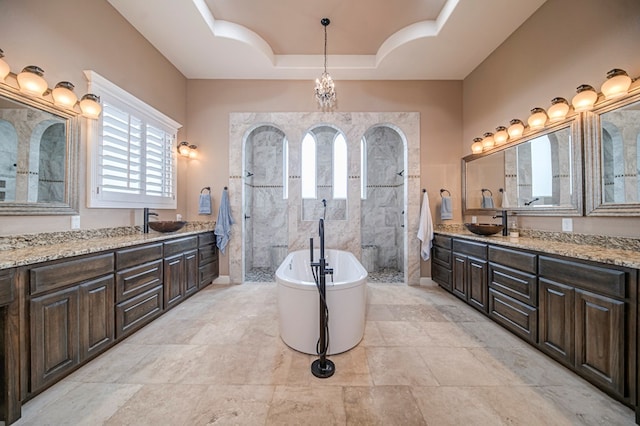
xmin=463 ymin=118 xmax=583 ymax=216
xmin=0 ymin=85 xmax=79 ymax=215
xmin=585 ymin=91 xmax=640 ymax=216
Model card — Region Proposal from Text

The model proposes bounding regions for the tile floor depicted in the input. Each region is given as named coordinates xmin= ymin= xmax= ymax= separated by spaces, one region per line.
xmin=13 ymin=281 xmax=635 ymax=425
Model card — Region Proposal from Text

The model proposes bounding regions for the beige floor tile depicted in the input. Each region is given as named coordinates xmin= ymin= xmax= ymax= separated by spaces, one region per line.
xmin=366 ymin=347 xmax=439 ymax=386
xmin=386 ymin=303 xmax=449 ymax=322
xmin=187 ymin=385 xmax=275 ymax=425
xmin=344 ymin=385 xmax=426 ymax=425
xmin=375 ymin=320 xmax=434 ymax=346
xmin=417 ymin=346 xmax=505 ymax=386
xmin=266 ymin=385 xmax=346 ymax=425
xmin=411 ymin=386 xmax=505 ymax=425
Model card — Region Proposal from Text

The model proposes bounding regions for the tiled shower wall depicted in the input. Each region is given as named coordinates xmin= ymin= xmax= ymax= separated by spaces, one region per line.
xmin=228 ymin=112 xmax=421 ymax=285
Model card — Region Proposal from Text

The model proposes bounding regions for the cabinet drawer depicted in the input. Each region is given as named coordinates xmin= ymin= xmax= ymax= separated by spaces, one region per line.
xmin=115 ymin=259 xmax=163 ymax=303
xmin=432 ymin=246 xmax=452 ymax=268
xmin=116 ymin=243 xmax=162 ymax=270
xmin=489 ymin=288 xmax=538 ymax=343
xmin=433 ymin=234 xmax=452 ymax=250
xmin=198 ymin=244 xmax=218 ymax=264
xmin=488 ymin=263 xmax=537 ymax=306
xmin=539 ymin=256 xmax=626 ymax=299
xmin=489 ymin=246 xmax=536 ymax=274
xmin=115 ymin=285 xmax=163 ymax=339
xmin=199 ymin=260 xmax=219 ymax=286
xmin=164 ymin=236 xmax=198 ymax=257
xmin=0 ymin=268 xmax=14 ymax=306
xmin=198 ymin=232 xmax=215 ymax=247
xmin=30 ymin=253 xmax=115 ymax=296
xmin=452 ymin=239 xmax=487 ymax=260
xmin=432 ymin=263 xmax=452 ymax=291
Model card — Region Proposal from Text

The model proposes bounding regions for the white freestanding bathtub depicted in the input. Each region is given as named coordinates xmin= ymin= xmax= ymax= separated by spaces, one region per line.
xmin=276 ymin=249 xmax=368 ymax=355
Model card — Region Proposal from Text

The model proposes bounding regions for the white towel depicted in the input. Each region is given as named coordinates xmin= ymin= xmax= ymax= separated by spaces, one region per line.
xmin=481 ymin=195 xmax=495 ymax=209
xmin=440 ymin=196 xmax=453 ymax=220
xmin=501 ymin=191 xmax=510 ymax=208
xmin=214 ymin=188 xmax=234 ymax=254
xmin=417 ymin=191 xmax=434 ymax=261
xmin=198 ymin=193 xmax=212 ymax=215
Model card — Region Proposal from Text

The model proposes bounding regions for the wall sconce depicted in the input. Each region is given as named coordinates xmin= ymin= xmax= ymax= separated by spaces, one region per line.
xmin=547 ymin=97 xmax=570 ymax=122
xmin=494 ymin=126 xmax=508 ymax=145
xmin=507 ymin=119 xmax=525 ymax=139
xmin=178 ymin=141 xmax=198 ymax=158
xmin=17 ymin=65 xmax=48 ymax=96
xmin=471 ymin=137 xmax=483 ymax=154
xmin=0 ymin=49 xmax=101 ymax=119
xmin=571 ymin=84 xmax=597 ymax=112
xmin=481 ymin=132 xmax=495 ymax=150
xmin=527 ymin=107 xmax=547 ymax=130
xmin=601 ymin=68 xmax=632 ymax=99
xmin=0 ymin=49 xmax=9 ymax=81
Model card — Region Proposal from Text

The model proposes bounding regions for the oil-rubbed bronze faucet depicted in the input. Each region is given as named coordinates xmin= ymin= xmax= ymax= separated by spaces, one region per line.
xmin=143 ymin=207 xmax=158 ymax=233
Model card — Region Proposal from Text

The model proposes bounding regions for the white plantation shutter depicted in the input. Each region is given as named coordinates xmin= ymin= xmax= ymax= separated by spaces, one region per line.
xmin=86 ymin=71 xmax=181 ymax=209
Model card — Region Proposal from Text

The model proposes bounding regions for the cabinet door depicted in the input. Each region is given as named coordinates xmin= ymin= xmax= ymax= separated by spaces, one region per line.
xmin=575 ymin=289 xmax=624 ymax=396
xmin=539 ymin=278 xmax=575 ymax=366
xmin=184 ymin=249 xmax=199 ymax=297
xmin=30 ymin=287 xmax=79 ymax=392
xmin=452 ymin=254 xmax=467 ymax=300
xmin=79 ymin=275 xmax=114 ymax=362
xmin=467 ymin=257 xmax=488 ymax=312
xmin=164 ymin=254 xmax=184 ymax=310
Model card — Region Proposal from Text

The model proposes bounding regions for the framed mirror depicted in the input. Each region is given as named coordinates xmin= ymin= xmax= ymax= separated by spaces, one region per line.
xmin=0 ymin=85 xmax=79 ymax=215
xmin=585 ymin=91 xmax=640 ymax=216
xmin=463 ymin=117 xmax=583 ymax=216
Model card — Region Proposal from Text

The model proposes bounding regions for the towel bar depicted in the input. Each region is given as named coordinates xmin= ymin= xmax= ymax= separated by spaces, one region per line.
xmin=200 ymin=186 xmax=211 ymax=194
xmin=440 ymin=189 xmax=451 ymax=197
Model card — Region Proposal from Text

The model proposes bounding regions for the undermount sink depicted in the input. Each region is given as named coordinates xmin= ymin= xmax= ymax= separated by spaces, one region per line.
xmin=148 ymin=221 xmax=187 ymax=233
xmin=464 ymin=223 xmax=504 ymax=236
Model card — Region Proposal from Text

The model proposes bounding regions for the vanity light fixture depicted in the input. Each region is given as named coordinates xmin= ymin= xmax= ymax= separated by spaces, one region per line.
xmin=527 ymin=107 xmax=547 ymax=130
xmin=17 ymin=65 xmax=48 ymax=96
xmin=481 ymin=132 xmax=495 ymax=150
xmin=0 ymin=49 xmax=9 ymax=81
xmin=178 ymin=141 xmax=198 ymax=158
xmin=79 ymin=94 xmax=102 ymax=119
xmin=471 ymin=137 xmax=483 ymax=154
xmin=507 ymin=119 xmax=525 ymax=139
xmin=314 ymin=18 xmax=336 ymax=111
xmin=494 ymin=126 xmax=509 ymax=145
xmin=601 ymin=68 xmax=632 ymax=99
xmin=52 ymin=81 xmax=78 ymax=108
xmin=547 ymin=97 xmax=570 ymax=122
xmin=571 ymin=84 xmax=598 ymax=111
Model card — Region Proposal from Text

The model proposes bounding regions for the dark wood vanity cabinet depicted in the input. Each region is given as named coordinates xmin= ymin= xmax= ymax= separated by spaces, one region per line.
xmin=198 ymin=233 xmax=219 ymax=287
xmin=452 ymin=239 xmax=488 ymax=313
xmin=29 ymin=253 xmax=115 ymax=393
xmin=163 ymin=236 xmax=198 ymax=310
xmin=538 ymin=255 xmax=632 ymax=399
xmin=431 ymin=235 xmax=452 ymax=291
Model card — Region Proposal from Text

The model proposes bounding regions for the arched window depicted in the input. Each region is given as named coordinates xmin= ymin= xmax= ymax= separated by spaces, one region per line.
xmin=301 ymin=132 xmax=316 ymax=199
xmin=531 ymin=135 xmax=552 ymax=198
xmin=333 ymin=133 xmax=347 ymax=199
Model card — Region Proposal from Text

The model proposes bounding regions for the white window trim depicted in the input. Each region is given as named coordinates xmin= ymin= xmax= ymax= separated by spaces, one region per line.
xmin=85 ymin=70 xmax=182 ymax=209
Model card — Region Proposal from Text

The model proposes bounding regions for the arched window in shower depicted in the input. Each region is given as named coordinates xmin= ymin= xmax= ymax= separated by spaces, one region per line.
xmin=301 ymin=125 xmax=347 ymax=221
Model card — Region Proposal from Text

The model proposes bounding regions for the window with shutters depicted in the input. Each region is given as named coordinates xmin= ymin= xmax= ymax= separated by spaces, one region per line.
xmin=86 ymin=71 xmax=181 ymax=209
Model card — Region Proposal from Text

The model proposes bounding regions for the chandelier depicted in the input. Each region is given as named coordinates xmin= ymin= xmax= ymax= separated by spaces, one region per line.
xmin=314 ymin=18 xmax=336 ymax=110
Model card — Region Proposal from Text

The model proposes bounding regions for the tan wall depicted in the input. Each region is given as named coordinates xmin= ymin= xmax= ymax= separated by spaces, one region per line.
xmin=186 ymin=80 xmax=463 ymax=276
xmin=0 ymin=0 xmax=188 ymax=234
xmin=463 ymin=0 xmax=640 ymax=237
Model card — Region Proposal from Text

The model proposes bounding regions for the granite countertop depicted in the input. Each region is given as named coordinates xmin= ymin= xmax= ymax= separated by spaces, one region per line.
xmin=0 ymin=222 xmax=216 ymax=270
xmin=434 ymin=226 xmax=640 ymax=270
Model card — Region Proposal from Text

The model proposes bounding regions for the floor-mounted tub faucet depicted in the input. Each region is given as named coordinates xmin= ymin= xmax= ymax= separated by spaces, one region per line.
xmin=143 ymin=207 xmax=158 ymax=233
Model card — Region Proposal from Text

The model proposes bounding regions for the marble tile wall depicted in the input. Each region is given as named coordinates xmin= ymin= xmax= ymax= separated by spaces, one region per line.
xmin=601 ymin=110 xmax=640 ymax=203
xmin=229 ymin=113 xmax=421 ymax=285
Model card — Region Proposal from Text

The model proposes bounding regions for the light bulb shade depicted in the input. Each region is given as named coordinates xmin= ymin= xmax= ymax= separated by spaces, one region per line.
xmin=0 ymin=49 xmax=9 ymax=81
xmin=508 ymin=119 xmax=525 ymax=138
xmin=571 ymin=84 xmax=597 ymax=112
xmin=481 ymin=132 xmax=495 ymax=150
xmin=79 ymin=93 xmax=101 ymax=119
xmin=601 ymin=69 xmax=632 ymax=99
xmin=315 ymin=72 xmax=336 ymax=110
xmin=494 ymin=126 xmax=509 ymax=145
xmin=547 ymin=97 xmax=569 ymax=122
xmin=17 ymin=65 xmax=47 ymax=96
xmin=471 ymin=137 xmax=483 ymax=154
xmin=52 ymin=81 xmax=78 ymax=108
xmin=178 ymin=141 xmax=191 ymax=157
xmin=188 ymin=144 xmax=198 ymax=159
xmin=527 ymin=107 xmax=547 ymax=130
